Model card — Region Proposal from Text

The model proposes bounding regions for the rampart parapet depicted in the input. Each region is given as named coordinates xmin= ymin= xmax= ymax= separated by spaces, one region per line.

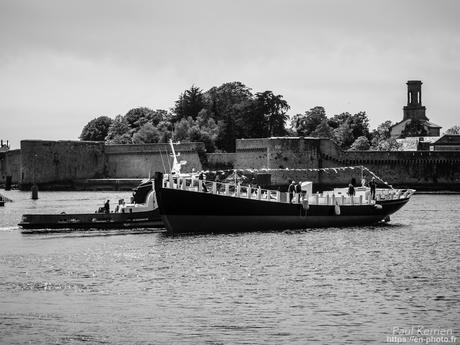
xmin=235 ymin=137 xmax=460 ymax=190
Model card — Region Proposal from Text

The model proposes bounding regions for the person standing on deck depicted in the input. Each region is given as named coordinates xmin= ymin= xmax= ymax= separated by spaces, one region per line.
xmin=347 ymin=184 xmax=355 ymax=197
xmin=198 ymin=172 xmax=208 ymax=192
xmin=294 ymin=182 xmax=302 ymax=203
xmin=369 ymin=177 xmax=377 ymax=200
xmin=288 ymin=180 xmax=295 ymax=203
xmin=104 ymin=200 xmax=110 ymax=213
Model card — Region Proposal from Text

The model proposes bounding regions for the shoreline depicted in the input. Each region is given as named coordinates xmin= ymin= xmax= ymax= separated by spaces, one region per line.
xmin=3 ymin=184 xmax=460 ymax=194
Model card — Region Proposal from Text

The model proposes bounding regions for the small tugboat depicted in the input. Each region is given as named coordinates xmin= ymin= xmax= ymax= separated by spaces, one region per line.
xmin=154 ymin=168 xmax=415 ymax=234
xmin=18 ymin=179 xmax=162 ymax=231
xmin=19 ymin=140 xmax=187 ymax=232
xmin=0 ymin=193 xmax=13 ymax=207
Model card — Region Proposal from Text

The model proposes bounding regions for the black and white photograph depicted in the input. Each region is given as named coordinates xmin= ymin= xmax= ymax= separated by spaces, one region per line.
xmin=0 ymin=0 xmax=459 ymax=344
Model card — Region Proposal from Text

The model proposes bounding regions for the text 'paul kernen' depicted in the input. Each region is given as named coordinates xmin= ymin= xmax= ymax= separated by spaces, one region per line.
xmin=387 ymin=326 xmax=456 ymax=344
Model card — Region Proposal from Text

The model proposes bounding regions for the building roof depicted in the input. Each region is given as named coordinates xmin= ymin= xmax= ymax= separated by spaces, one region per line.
xmin=424 ymin=121 xmax=442 ymax=128
xmin=389 ymin=118 xmax=441 ymax=129
xmin=389 ymin=119 xmax=409 ymax=129
xmin=432 ymin=134 xmax=460 ymax=145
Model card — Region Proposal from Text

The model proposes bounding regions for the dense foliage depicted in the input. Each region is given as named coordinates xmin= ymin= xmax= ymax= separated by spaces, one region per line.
xmin=79 ymin=81 xmax=448 ymax=152
xmin=445 ymin=125 xmax=460 ymax=135
xmin=290 ymin=106 xmax=397 ymax=150
xmin=400 ymin=118 xmax=428 ymax=138
xmin=80 ymin=82 xmax=292 ymax=152
xmin=79 ymin=116 xmax=113 ymax=141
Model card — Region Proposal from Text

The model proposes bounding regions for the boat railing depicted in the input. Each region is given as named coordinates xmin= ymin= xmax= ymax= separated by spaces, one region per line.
xmin=163 ymin=175 xmax=415 ymax=206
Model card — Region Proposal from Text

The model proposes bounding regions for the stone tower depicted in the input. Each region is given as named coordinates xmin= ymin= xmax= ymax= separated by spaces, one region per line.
xmin=403 ymin=80 xmax=428 ymax=121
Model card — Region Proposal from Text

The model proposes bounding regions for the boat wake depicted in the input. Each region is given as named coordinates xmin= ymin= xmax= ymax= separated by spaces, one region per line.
xmin=21 ymin=228 xmax=166 ymax=238
xmin=0 ymin=226 xmax=19 ymax=231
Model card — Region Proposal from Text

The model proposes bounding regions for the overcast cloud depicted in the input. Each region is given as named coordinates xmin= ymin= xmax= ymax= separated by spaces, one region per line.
xmin=1 ymin=0 xmax=459 ymax=148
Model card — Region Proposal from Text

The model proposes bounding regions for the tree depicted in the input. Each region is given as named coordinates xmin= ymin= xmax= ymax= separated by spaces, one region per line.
xmin=312 ymin=119 xmax=333 ymax=138
xmin=215 ymin=115 xmax=237 ymax=152
xmin=156 ymin=120 xmax=174 ymax=143
xmin=349 ymin=136 xmax=370 ymax=150
xmin=173 ymin=85 xmax=206 ymax=121
xmin=188 ymin=126 xmax=215 ymax=153
xmin=370 ymin=120 xmax=392 ymax=148
xmin=105 ymin=115 xmax=132 ymax=144
xmin=333 ymin=118 xmax=355 ymax=148
xmin=204 ymin=82 xmax=253 ymax=151
xmin=132 ymin=123 xmax=160 ymax=144
xmin=328 ymin=111 xmax=370 ymax=140
xmin=172 ymin=115 xmax=219 ymax=152
xmin=196 ymin=112 xmax=219 ymax=141
xmin=445 ymin=125 xmax=460 ymax=135
xmin=172 ymin=117 xmax=194 ymax=142
xmin=124 ymin=107 xmax=157 ymax=130
xmin=103 ymin=107 xmax=172 ymax=144
xmin=150 ymin=109 xmax=171 ymax=126
xmin=369 ymin=120 xmax=402 ymax=151
xmin=349 ymin=111 xmax=370 ymax=140
xmin=328 ymin=112 xmax=351 ymax=129
xmin=292 ymin=106 xmax=327 ymax=136
xmin=373 ymin=137 xmax=402 ymax=151
xmin=79 ymin=116 xmax=113 ymax=141
xmin=204 ymin=82 xmax=253 ymax=121
xmin=254 ymin=91 xmax=290 ymax=137
xmin=400 ymin=118 xmax=428 ymax=137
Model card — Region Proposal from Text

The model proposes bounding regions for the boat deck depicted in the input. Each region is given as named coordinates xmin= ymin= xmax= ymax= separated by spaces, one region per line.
xmin=163 ymin=175 xmax=415 ymax=207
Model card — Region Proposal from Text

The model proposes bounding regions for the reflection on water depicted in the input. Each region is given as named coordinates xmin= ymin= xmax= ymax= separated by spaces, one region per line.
xmin=0 ymin=191 xmax=459 ymax=344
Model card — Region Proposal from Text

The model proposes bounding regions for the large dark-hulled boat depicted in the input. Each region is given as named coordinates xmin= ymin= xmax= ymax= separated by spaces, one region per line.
xmin=154 ymin=171 xmax=415 ymax=234
xmin=19 ymin=179 xmax=162 ymax=231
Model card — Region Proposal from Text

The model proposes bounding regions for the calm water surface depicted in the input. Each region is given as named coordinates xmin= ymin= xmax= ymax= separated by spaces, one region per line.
xmin=0 ymin=190 xmax=459 ymax=344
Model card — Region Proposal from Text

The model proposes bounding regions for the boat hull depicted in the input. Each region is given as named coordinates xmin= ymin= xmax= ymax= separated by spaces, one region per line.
xmin=155 ymin=182 xmax=410 ymax=234
xmin=19 ymin=209 xmax=162 ymax=231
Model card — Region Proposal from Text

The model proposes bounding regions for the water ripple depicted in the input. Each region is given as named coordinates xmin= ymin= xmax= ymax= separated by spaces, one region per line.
xmin=0 ymin=193 xmax=459 ymax=344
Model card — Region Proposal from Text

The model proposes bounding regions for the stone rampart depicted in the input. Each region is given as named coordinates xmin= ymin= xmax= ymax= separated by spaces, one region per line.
xmin=105 ymin=142 xmax=203 ymax=178
xmin=235 ymin=138 xmax=270 ymax=170
xmin=4 ymin=137 xmax=460 ymax=191
xmin=15 ymin=140 xmax=204 ymax=189
xmin=206 ymin=153 xmax=236 ymax=170
xmin=319 ymin=139 xmax=460 ymax=190
xmin=0 ymin=149 xmax=21 ymax=185
xmin=20 ymin=140 xmax=105 ymax=187
xmin=234 ymin=137 xmax=460 ymax=190
xmin=235 ymin=138 xmax=322 ymax=188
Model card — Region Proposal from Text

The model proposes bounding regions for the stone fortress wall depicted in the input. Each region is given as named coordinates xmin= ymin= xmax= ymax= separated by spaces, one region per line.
xmin=206 ymin=153 xmax=236 ymax=170
xmin=19 ymin=140 xmax=106 ymax=187
xmin=235 ymin=138 xmax=460 ymax=190
xmin=104 ymin=142 xmax=204 ymax=178
xmin=1 ymin=138 xmax=460 ymax=190
xmin=0 ymin=149 xmax=21 ymax=185
xmin=1 ymin=140 xmax=204 ymax=189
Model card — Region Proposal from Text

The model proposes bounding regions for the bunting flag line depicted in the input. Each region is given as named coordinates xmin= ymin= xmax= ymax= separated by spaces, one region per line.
xmin=188 ymin=165 xmax=393 ymax=189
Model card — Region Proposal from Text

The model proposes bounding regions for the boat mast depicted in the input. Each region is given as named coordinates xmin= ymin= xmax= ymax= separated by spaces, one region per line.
xmin=169 ymin=140 xmax=182 ymax=175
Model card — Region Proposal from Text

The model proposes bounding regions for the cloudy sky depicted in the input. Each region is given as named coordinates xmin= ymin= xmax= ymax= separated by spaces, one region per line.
xmin=1 ymin=0 xmax=459 ymax=149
